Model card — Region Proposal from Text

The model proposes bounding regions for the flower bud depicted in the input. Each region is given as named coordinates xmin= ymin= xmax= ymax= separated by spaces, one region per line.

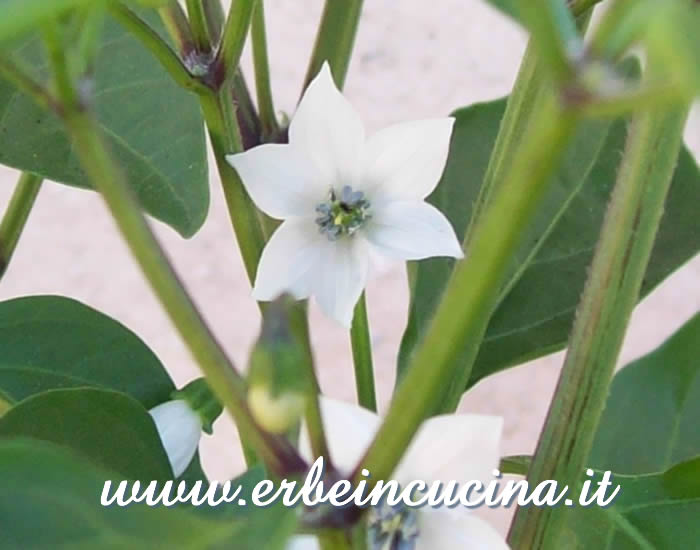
xmin=247 ymin=296 xmax=311 ymax=433
xmin=149 ymin=378 xmax=223 ymax=477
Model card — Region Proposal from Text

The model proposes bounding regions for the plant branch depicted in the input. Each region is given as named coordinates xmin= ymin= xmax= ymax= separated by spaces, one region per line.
xmin=354 ymin=95 xmax=579 ymax=486
xmin=158 ymin=1 xmax=195 ymax=55
xmin=350 ymin=293 xmax=377 ymax=411
xmin=507 ymin=104 xmax=690 ymax=550
xmin=251 ymin=0 xmax=278 ymax=136
xmin=303 ymin=0 xmax=364 ymax=90
xmin=109 ymin=3 xmax=208 ymax=93
xmin=0 ymin=173 xmax=42 ymax=281
xmin=185 ymin=0 xmax=213 ymax=53
xmin=213 ymin=0 xmax=257 ymax=87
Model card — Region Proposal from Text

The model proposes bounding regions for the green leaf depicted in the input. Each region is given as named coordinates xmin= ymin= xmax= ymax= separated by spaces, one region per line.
xmin=0 ymin=295 xmax=174 ymax=408
xmin=0 ymin=438 xmax=297 ymax=550
xmin=398 ymin=97 xmax=700 ymax=389
xmin=0 ymin=0 xmax=96 ymax=43
xmin=589 ymin=313 xmax=700 ymax=474
xmin=0 ymin=10 xmax=208 ymax=237
xmin=0 ymin=387 xmax=173 ymax=480
xmin=563 ymin=457 xmax=700 ymax=549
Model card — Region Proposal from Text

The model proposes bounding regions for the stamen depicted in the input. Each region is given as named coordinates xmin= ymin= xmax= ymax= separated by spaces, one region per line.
xmin=367 ymin=502 xmax=419 ymax=550
xmin=315 ymin=185 xmax=371 ymax=240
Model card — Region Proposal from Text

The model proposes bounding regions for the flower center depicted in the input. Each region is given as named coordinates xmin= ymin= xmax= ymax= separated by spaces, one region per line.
xmin=315 ymin=185 xmax=371 ymax=240
xmin=367 ymin=502 xmax=419 ymax=550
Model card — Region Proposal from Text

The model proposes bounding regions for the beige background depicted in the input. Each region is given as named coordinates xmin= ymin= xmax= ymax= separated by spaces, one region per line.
xmin=1 ymin=0 xmax=699 ymax=535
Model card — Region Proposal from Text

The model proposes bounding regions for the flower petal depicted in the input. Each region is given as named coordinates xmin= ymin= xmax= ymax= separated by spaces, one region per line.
xmin=226 ymin=144 xmax=321 ymax=219
xmin=253 ymin=219 xmax=325 ymax=302
xmin=149 ymin=400 xmax=202 ymax=477
xmin=396 ymin=414 xmax=503 ymax=487
xmin=289 ymin=62 xmax=365 ymax=187
xmin=299 ymin=396 xmax=380 ymax=475
xmin=361 ymin=118 xmax=454 ymax=200
xmin=312 ymin=235 xmax=369 ymax=327
xmin=417 ymin=507 xmax=509 ymax=550
xmin=365 ymin=201 xmax=464 ymax=260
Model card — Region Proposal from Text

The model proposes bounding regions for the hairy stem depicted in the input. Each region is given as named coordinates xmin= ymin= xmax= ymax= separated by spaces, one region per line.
xmin=507 ymin=105 xmax=690 ymax=549
xmin=0 ymin=173 xmax=42 ymax=280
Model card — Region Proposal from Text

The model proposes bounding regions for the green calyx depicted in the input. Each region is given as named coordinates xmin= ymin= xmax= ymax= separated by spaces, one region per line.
xmin=170 ymin=378 xmax=223 ymax=435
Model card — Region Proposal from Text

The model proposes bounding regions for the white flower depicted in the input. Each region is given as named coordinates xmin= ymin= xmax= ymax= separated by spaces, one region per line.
xmin=227 ymin=63 xmax=463 ymax=327
xmin=290 ymin=396 xmax=508 ymax=550
xmin=149 ymin=399 xmax=202 ymax=477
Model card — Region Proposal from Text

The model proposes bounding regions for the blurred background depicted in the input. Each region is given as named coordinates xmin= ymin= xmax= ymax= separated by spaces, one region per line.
xmin=0 ymin=0 xmax=698 ymax=535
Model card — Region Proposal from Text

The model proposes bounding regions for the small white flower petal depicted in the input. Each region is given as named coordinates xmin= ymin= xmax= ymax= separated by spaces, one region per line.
xmin=417 ymin=507 xmax=509 ymax=550
xmin=396 ymin=414 xmax=503 ymax=487
xmin=149 ymin=400 xmax=202 ymax=477
xmin=365 ymin=200 xmax=464 ymax=260
xmin=226 ymin=144 xmax=321 ymax=219
xmin=312 ymin=235 xmax=369 ymax=328
xmin=299 ymin=396 xmax=380 ymax=475
xmin=361 ymin=118 xmax=454 ymax=200
xmin=285 ymin=535 xmax=320 ymax=550
xmin=289 ymin=62 xmax=365 ymax=187
xmin=253 ymin=219 xmax=326 ymax=302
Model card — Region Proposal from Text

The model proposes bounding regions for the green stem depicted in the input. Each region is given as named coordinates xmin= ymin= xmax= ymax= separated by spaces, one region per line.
xmin=303 ymin=0 xmax=363 ymax=90
xmin=62 ymin=106 xmax=304 ymax=476
xmin=199 ymin=89 xmax=266 ymax=284
xmin=232 ymin=69 xmax=263 ymax=149
xmin=202 ymin=0 xmax=225 ymax=43
xmin=355 ymin=96 xmax=578 ymax=485
xmin=158 ymin=1 xmax=195 ymax=55
xmin=109 ymin=3 xmax=208 ymax=93
xmin=42 ymin=24 xmax=78 ymax=108
xmin=185 ymin=0 xmax=213 ymax=52
xmin=463 ymin=40 xmax=545 ymax=246
xmin=251 ymin=0 xmax=279 ymax=136
xmin=213 ymin=0 xmax=257 ymax=86
xmin=0 ymin=173 xmax=42 ymax=280
xmin=350 ymin=293 xmax=376 ymax=411
xmin=507 ymin=106 xmax=690 ymax=550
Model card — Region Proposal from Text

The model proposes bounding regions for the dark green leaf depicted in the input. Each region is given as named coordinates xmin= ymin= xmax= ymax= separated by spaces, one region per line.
xmin=563 ymin=458 xmax=700 ymax=549
xmin=398 ymin=97 xmax=700 ymax=390
xmin=0 ymin=295 xmax=174 ymax=409
xmin=0 ymin=438 xmax=297 ymax=550
xmin=589 ymin=313 xmax=700 ymax=474
xmin=0 ymin=387 xmax=173 ymax=480
xmin=0 ymin=10 xmax=208 ymax=237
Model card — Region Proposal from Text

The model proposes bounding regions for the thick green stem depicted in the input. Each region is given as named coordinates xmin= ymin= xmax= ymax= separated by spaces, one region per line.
xmin=202 ymin=0 xmax=225 ymax=43
xmin=350 ymin=293 xmax=376 ymax=411
xmin=463 ymin=41 xmax=545 ymax=246
xmin=0 ymin=173 xmax=42 ymax=280
xmin=303 ymin=0 xmax=363 ymax=90
xmin=110 ymin=3 xmax=208 ymax=93
xmin=507 ymin=106 xmax=690 ymax=550
xmin=355 ymin=96 xmax=578 ymax=485
xmin=251 ymin=0 xmax=278 ymax=136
